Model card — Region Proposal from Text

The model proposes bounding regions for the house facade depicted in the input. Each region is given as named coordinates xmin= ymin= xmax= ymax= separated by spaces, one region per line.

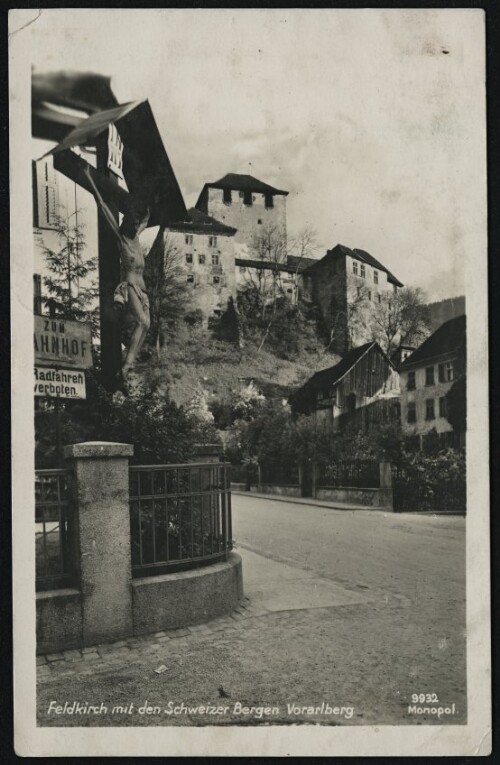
xmin=290 ymin=341 xmax=400 ymax=434
xmin=399 ymin=315 xmax=466 ymax=447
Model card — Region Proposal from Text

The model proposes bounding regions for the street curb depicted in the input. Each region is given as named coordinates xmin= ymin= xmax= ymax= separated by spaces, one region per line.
xmin=231 ymin=490 xmax=392 ymax=514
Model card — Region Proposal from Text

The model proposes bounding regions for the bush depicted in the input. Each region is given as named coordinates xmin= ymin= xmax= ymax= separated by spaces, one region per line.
xmin=35 ymin=373 xmax=219 ymax=468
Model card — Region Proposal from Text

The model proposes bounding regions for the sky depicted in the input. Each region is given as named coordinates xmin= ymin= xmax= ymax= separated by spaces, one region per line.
xmin=24 ymin=8 xmax=486 ymax=301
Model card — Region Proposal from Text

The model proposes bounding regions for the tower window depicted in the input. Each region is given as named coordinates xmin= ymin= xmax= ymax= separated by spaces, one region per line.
xmin=186 ymin=274 xmax=194 ymax=284
xmin=213 ymin=276 xmax=221 ymax=285
xmin=212 ymin=253 xmax=220 ymax=265
xmin=185 ymin=253 xmax=193 ymax=264
xmin=243 ymin=190 xmax=253 ymax=206
xmin=185 ymin=234 xmax=193 ymax=245
xmin=258 ymin=219 xmax=262 ymax=224
xmin=265 ymin=193 xmax=274 ymax=208
xmin=209 ymin=236 xmax=218 ymax=248
xmin=223 ymin=188 xmax=232 ymax=204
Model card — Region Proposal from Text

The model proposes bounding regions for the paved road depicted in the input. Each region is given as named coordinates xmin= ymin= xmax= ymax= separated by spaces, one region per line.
xmin=37 ymin=495 xmax=466 ymax=728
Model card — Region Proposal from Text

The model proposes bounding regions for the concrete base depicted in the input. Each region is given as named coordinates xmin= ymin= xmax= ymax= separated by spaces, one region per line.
xmin=36 ymin=589 xmax=83 ymax=655
xmin=258 ymin=484 xmax=301 ymax=498
xmin=131 ymin=553 xmax=243 ymax=634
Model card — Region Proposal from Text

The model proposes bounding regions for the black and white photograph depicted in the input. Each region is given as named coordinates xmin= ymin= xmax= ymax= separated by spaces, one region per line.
xmin=10 ymin=7 xmax=490 ymax=757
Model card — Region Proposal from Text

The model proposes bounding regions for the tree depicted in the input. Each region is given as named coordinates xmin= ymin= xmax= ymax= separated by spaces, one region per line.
xmin=370 ymin=287 xmax=431 ymax=357
xmin=37 ymin=207 xmax=99 ymax=335
xmin=143 ymin=229 xmax=190 ymax=357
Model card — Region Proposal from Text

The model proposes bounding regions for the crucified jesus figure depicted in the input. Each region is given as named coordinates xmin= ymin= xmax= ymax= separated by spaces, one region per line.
xmin=83 ymin=166 xmax=152 ymax=393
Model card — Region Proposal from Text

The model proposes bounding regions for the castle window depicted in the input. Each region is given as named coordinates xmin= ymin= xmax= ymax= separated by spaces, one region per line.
xmin=353 ymin=261 xmax=358 ymax=275
xmin=185 ymin=234 xmax=193 ymax=245
xmin=198 ymin=254 xmax=206 ymax=265
xmin=265 ymin=193 xmax=274 ymax=208
xmin=425 ymin=398 xmax=435 ymax=420
xmin=360 ymin=264 xmax=366 ymax=278
xmin=425 ymin=366 xmax=435 ymax=386
xmin=258 ymin=219 xmax=262 ymax=224
xmin=212 ymin=253 xmax=220 ymax=265
xmin=378 ymin=294 xmax=382 ymax=303
xmin=209 ymin=236 xmax=218 ymax=248
xmin=186 ymin=253 xmax=193 ymax=264
xmin=407 ymin=402 xmax=417 ymax=423
xmin=374 ymin=270 xmax=379 ymax=284
xmin=223 ymin=188 xmax=232 ymax=204
xmin=243 ymin=190 xmax=253 ymax=206
xmin=213 ymin=276 xmax=221 ymax=285
xmin=368 ymin=291 xmax=372 ymax=301
xmin=186 ymin=274 xmax=194 ymax=284
xmin=407 ymin=371 xmax=416 ymax=390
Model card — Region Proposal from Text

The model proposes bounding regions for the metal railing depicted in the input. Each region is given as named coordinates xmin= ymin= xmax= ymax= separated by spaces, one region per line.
xmin=316 ymin=460 xmax=380 ymax=489
xmin=392 ymin=463 xmax=466 ymax=514
xmin=259 ymin=463 xmax=300 ymax=486
xmin=129 ymin=462 xmax=233 ymax=577
xmin=35 ymin=469 xmax=76 ymax=591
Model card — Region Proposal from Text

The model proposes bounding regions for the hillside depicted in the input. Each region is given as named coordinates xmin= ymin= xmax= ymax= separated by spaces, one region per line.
xmin=139 ymin=321 xmax=340 ymax=415
xmin=427 ymin=296 xmax=465 ymax=332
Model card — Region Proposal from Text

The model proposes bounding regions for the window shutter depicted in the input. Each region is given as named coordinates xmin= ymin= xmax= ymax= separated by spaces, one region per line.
xmin=34 ymin=157 xmax=58 ymax=229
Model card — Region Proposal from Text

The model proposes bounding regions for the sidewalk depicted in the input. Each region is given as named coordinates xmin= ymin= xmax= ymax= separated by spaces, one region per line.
xmin=36 ymin=544 xmax=466 ymax=728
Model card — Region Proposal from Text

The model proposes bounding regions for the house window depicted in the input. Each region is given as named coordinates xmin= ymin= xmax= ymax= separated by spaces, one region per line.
xmin=186 ymin=274 xmax=194 ymax=284
xmin=223 ymin=188 xmax=232 ymax=204
xmin=33 ymin=158 xmax=59 ymax=230
xmin=439 ymin=362 xmax=455 ymax=382
xmin=265 ymin=193 xmax=274 ymax=209
xmin=407 ymin=402 xmax=417 ymax=423
xmin=211 ymin=253 xmax=220 ymax=265
xmin=377 ymin=294 xmax=382 ymax=303
xmin=407 ymin=371 xmax=416 ymax=390
xmin=185 ymin=234 xmax=193 ymax=245
xmin=360 ymin=264 xmax=366 ymax=278
xmin=185 ymin=253 xmax=193 ymax=264
xmin=425 ymin=366 xmax=435 ymax=386
xmin=439 ymin=397 xmax=447 ymax=418
xmin=425 ymin=398 xmax=435 ymax=420
xmin=374 ymin=270 xmax=379 ymax=284
xmin=209 ymin=236 xmax=218 ymax=248
xmin=243 ymin=190 xmax=253 ymax=206
xmin=353 ymin=261 xmax=358 ymax=275
xmin=198 ymin=254 xmax=206 ymax=265
xmin=367 ymin=291 xmax=372 ymax=301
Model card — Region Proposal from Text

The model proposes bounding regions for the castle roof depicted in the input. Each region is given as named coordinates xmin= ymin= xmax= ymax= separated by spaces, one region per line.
xmin=168 ymin=207 xmax=237 ymax=236
xmin=196 ymin=174 xmax=288 ymax=207
xmin=302 ymin=244 xmax=403 ymax=288
xmin=400 ymin=315 xmax=466 ymax=369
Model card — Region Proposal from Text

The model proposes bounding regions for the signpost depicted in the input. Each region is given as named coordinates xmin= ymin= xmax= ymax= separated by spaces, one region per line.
xmin=34 ymin=314 xmax=93 ymax=464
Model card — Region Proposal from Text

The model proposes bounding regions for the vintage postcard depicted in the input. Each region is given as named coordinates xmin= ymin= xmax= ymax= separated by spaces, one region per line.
xmin=10 ymin=8 xmax=490 ymax=757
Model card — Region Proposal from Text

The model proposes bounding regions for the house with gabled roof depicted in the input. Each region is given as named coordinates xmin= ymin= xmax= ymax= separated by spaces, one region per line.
xmin=399 ymin=315 xmax=466 ymax=448
xmin=290 ymin=341 xmax=400 ymax=433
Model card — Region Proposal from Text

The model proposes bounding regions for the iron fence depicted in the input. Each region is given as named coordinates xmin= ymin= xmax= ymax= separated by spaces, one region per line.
xmin=260 ymin=463 xmax=300 ymax=486
xmin=129 ymin=462 xmax=233 ymax=577
xmin=231 ymin=463 xmax=259 ymax=488
xmin=35 ymin=469 xmax=77 ymax=591
xmin=316 ymin=460 xmax=380 ymax=489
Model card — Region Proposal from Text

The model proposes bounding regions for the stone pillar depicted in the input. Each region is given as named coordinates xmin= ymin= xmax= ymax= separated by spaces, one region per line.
xmin=189 ymin=444 xmax=223 ymax=464
xmin=64 ymin=441 xmax=134 ymax=645
xmin=379 ymin=461 xmax=394 ymax=512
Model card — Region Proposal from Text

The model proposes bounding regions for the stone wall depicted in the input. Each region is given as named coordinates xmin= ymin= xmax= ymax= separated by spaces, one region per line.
xmin=206 ymin=187 xmax=287 ymax=251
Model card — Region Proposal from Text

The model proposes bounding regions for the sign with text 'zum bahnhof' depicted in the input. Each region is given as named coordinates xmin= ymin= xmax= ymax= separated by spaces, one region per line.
xmin=34 ymin=316 xmax=93 ymax=400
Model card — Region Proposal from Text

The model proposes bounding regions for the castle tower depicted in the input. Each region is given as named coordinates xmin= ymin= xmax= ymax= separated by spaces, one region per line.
xmin=195 ymin=173 xmax=288 ymax=258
